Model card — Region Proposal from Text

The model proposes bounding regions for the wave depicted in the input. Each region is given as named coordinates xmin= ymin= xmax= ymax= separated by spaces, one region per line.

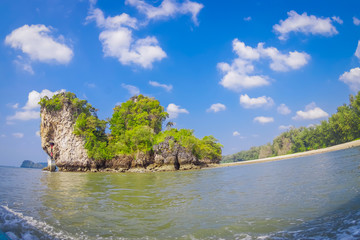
xmin=0 ymin=205 xmax=78 ymax=240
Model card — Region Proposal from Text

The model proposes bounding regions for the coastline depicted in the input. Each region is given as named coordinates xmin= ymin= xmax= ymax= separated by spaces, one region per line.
xmin=215 ymin=139 xmax=360 ymax=168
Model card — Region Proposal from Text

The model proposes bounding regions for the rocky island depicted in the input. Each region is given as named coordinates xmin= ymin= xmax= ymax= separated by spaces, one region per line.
xmin=39 ymin=92 xmax=222 ymax=172
xmin=20 ymin=160 xmax=47 ymax=169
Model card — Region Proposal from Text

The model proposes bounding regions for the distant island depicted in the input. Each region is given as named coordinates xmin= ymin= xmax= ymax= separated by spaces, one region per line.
xmin=20 ymin=160 xmax=47 ymax=169
xmin=222 ymin=91 xmax=360 ymax=163
xmin=39 ymin=92 xmax=222 ymax=172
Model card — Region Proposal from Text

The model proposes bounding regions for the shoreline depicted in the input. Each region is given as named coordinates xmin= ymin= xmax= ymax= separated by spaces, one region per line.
xmin=215 ymin=139 xmax=360 ymax=168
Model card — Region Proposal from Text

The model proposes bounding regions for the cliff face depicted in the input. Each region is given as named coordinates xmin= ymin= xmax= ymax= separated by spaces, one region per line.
xmin=40 ymin=100 xmax=92 ymax=171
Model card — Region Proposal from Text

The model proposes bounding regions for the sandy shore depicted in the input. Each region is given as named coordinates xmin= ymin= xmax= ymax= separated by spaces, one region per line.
xmin=216 ymin=139 xmax=360 ymax=168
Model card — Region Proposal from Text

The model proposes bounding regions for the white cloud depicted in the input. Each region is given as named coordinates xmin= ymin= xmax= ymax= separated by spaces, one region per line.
xmin=355 ymin=41 xmax=360 ymax=59
xmin=239 ymin=94 xmax=274 ymax=109
xmin=292 ymin=102 xmax=329 ymax=120
xmin=0 ymin=134 xmax=6 ymax=138
xmin=257 ymin=43 xmax=310 ymax=72
xmin=7 ymin=89 xmax=65 ymax=122
xmin=7 ymin=110 xmax=39 ymax=121
xmin=207 ymin=103 xmax=226 ymax=113
xmin=331 ymin=16 xmax=343 ymax=24
xmin=273 ymin=11 xmax=339 ymax=40
xmin=279 ymin=125 xmax=293 ymax=130
xmin=233 ymin=40 xmax=260 ymax=60
xmin=218 ymin=39 xmax=309 ymax=91
xmin=24 ymin=89 xmax=65 ymax=110
xmin=87 ymin=8 xmax=166 ymax=69
xmin=244 ymin=16 xmax=251 ymax=21
xmin=167 ymin=103 xmax=189 ymax=119
xmin=13 ymin=56 xmax=34 ymax=74
xmin=5 ymin=24 xmax=73 ymax=64
xmin=254 ymin=116 xmax=274 ymax=124
xmin=7 ymin=103 xmax=19 ymax=109
xmin=122 ymin=83 xmax=140 ymax=96
xmin=277 ymin=103 xmax=291 ymax=115
xmin=149 ymin=81 xmax=173 ymax=92
xmin=36 ymin=131 xmax=40 ymax=137
xmin=353 ymin=17 xmax=360 ymax=26
xmin=339 ymin=67 xmax=360 ymax=91
xmin=233 ymin=131 xmax=240 ymax=136
xmin=125 ymin=0 xmax=204 ymax=25
xmin=12 ymin=133 xmax=24 ymax=138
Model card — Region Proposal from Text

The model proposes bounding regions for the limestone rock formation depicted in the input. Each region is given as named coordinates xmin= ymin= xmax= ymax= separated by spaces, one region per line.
xmin=40 ymin=93 xmax=221 ymax=172
xmin=40 ymin=98 xmax=92 ymax=171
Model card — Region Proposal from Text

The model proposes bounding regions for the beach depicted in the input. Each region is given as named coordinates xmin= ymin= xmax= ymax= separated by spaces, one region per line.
xmin=217 ymin=139 xmax=360 ymax=168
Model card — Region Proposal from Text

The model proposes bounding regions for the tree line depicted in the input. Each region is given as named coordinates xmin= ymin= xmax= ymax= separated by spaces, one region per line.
xmin=222 ymin=91 xmax=360 ymax=163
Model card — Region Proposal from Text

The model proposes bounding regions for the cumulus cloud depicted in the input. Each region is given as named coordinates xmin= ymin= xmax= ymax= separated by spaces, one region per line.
xmin=292 ymin=102 xmax=329 ymax=120
xmin=207 ymin=103 xmax=226 ymax=113
xmin=353 ymin=17 xmax=360 ymax=26
xmin=239 ymin=94 xmax=274 ymax=109
xmin=5 ymin=24 xmax=73 ymax=64
xmin=122 ymin=83 xmax=140 ymax=96
xmin=277 ymin=103 xmax=291 ymax=115
xmin=149 ymin=81 xmax=173 ymax=92
xmin=279 ymin=125 xmax=293 ymax=130
xmin=7 ymin=89 xmax=65 ymax=122
xmin=254 ymin=116 xmax=274 ymax=124
xmin=7 ymin=110 xmax=39 ymax=121
xmin=36 ymin=131 xmax=40 ymax=137
xmin=23 ymin=89 xmax=65 ymax=110
xmin=339 ymin=67 xmax=360 ymax=91
xmin=12 ymin=133 xmax=24 ymax=138
xmin=273 ymin=11 xmax=339 ymax=40
xmin=87 ymin=8 xmax=166 ymax=69
xmin=355 ymin=41 xmax=360 ymax=59
xmin=218 ymin=39 xmax=309 ymax=91
xmin=125 ymin=0 xmax=204 ymax=25
xmin=257 ymin=43 xmax=310 ymax=72
xmin=167 ymin=103 xmax=189 ymax=119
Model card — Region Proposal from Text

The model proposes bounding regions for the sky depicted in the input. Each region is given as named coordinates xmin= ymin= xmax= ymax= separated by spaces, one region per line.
xmin=1 ymin=0 xmax=360 ymax=167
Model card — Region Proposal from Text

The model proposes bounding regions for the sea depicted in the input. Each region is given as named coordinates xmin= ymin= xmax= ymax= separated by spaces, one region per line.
xmin=1 ymin=147 xmax=360 ymax=239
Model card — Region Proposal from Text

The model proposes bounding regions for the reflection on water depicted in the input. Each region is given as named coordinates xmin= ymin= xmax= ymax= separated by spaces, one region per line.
xmin=1 ymin=147 xmax=360 ymax=239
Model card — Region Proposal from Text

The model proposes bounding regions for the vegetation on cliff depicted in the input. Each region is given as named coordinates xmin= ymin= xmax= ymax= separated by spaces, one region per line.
xmin=40 ymin=92 xmax=222 ymax=162
xmin=222 ymin=91 xmax=360 ymax=163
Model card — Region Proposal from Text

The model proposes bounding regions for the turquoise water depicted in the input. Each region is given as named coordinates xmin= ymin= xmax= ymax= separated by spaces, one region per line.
xmin=1 ymin=147 xmax=360 ymax=239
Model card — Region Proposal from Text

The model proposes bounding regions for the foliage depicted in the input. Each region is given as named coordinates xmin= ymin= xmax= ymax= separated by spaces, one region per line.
xmin=39 ymin=92 xmax=96 ymax=118
xmin=223 ymin=91 xmax=360 ymax=163
xmin=109 ymin=95 xmax=168 ymax=137
xmin=155 ymin=128 xmax=223 ymax=160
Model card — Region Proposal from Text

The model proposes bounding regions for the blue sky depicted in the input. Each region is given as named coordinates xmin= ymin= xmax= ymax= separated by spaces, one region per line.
xmin=1 ymin=0 xmax=360 ymax=166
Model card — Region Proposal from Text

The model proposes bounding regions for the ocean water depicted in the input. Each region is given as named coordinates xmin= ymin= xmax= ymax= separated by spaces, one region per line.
xmin=1 ymin=147 xmax=360 ymax=240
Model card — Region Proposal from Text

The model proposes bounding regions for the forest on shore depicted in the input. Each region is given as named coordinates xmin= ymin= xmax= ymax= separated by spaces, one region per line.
xmin=222 ymin=91 xmax=360 ymax=163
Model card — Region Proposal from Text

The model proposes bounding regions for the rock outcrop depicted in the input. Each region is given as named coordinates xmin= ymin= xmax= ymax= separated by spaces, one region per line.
xmin=40 ymin=93 xmax=221 ymax=172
